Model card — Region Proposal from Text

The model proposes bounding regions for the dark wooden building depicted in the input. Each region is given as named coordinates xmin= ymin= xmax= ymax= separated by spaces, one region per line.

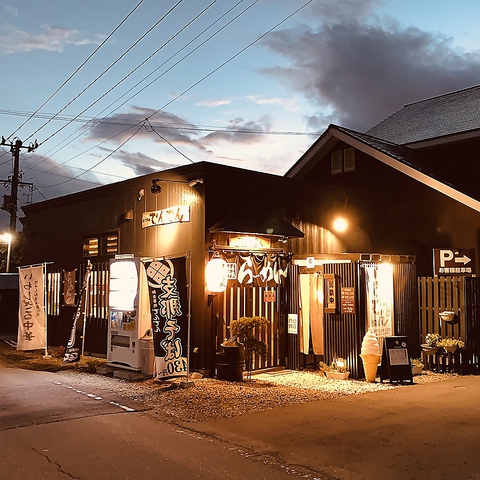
xmin=20 ymin=159 xmax=420 ymax=379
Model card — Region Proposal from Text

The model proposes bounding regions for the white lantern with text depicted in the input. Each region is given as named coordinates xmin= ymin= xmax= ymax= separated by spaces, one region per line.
xmin=206 ymin=252 xmax=228 ymax=292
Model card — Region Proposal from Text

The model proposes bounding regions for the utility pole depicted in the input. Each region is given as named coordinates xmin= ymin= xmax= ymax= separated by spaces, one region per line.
xmin=0 ymin=136 xmax=37 ymax=233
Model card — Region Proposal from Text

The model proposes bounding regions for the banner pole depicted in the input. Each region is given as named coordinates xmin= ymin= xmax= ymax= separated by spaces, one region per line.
xmin=43 ymin=262 xmax=50 ymax=358
xmin=187 ymin=251 xmax=192 ymax=380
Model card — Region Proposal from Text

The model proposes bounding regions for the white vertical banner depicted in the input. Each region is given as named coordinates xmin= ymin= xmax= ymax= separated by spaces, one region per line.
xmin=365 ymin=264 xmax=394 ymax=339
xmin=17 ymin=265 xmax=46 ymax=350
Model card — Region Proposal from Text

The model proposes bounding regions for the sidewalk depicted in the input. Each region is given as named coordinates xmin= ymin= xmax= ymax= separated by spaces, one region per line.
xmin=190 ymin=375 xmax=480 ymax=480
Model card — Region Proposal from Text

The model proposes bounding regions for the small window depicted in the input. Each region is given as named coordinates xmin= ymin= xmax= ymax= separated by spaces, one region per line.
xmin=331 ymin=148 xmax=356 ymax=175
xmin=83 ymin=232 xmax=118 ymax=258
xmin=331 ymin=150 xmax=343 ymax=174
xmin=344 ymin=148 xmax=355 ymax=172
xmin=83 ymin=238 xmax=99 ymax=257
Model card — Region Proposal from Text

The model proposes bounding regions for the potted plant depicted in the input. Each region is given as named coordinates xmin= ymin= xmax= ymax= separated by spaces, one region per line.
xmin=422 ymin=333 xmax=441 ymax=355
xmin=437 ymin=337 xmax=465 ymax=354
xmin=410 ymin=358 xmax=424 ymax=375
xmin=319 ymin=358 xmax=350 ymax=380
xmin=229 ymin=316 xmax=269 ymax=379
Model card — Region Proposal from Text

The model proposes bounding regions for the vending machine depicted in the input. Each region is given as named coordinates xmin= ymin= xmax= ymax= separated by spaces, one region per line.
xmin=107 ymin=256 xmax=151 ymax=370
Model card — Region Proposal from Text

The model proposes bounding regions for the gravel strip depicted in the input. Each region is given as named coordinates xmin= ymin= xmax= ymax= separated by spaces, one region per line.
xmin=0 ymin=341 xmax=456 ymax=424
xmin=55 ymin=368 xmax=456 ymax=423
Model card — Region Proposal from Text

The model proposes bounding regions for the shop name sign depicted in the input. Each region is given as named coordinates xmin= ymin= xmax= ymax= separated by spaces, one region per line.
xmin=142 ymin=205 xmax=190 ymax=229
xmin=433 ymin=248 xmax=476 ymax=276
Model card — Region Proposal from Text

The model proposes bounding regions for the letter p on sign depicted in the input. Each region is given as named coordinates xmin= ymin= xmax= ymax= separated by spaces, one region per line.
xmin=440 ymin=249 xmax=454 ymax=267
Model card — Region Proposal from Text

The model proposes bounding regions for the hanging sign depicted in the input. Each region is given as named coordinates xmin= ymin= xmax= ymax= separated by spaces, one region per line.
xmin=433 ymin=248 xmax=476 ymax=276
xmin=142 ymin=205 xmax=190 ymax=229
xmin=144 ymin=257 xmax=189 ymax=379
xmin=227 ymin=253 xmax=289 ymax=287
xmin=365 ymin=264 xmax=393 ymax=338
xmin=324 ymin=274 xmax=336 ymax=313
xmin=264 ymin=290 xmax=276 ymax=302
xmin=288 ymin=314 xmax=298 ymax=334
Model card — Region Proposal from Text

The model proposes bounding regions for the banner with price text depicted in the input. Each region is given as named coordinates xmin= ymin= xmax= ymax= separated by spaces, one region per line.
xmin=144 ymin=257 xmax=189 ymax=379
xmin=17 ymin=265 xmax=46 ymax=351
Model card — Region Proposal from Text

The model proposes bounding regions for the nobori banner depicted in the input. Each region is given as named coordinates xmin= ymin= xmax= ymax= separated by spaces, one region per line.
xmin=144 ymin=257 xmax=189 ymax=379
xmin=142 ymin=206 xmax=190 ymax=229
xmin=17 ymin=265 xmax=46 ymax=351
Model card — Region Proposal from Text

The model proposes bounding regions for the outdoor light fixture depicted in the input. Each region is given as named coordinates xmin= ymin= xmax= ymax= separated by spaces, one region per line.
xmin=151 ymin=179 xmax=162 ymax=194
xmin=206 ymin=251 xmax=228 ymax=293
xmin=137 ymin=188 xmax=145 ymax=201
xmin=0 ymin=232 xmax=12 ymax=273
xmin=188 ymin=178 xmax=203 ymax=187
xmin=124 ymin=209 xmax=134 ymax=221
xmin=333 ymin=217 xmax=348 ymax=233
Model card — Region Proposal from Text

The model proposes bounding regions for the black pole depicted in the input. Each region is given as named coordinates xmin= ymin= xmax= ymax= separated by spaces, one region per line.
xmin=9 ymin=139 xmax=21 ymax=233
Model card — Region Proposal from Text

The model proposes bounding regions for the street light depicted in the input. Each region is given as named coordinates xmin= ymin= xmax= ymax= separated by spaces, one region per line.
xmin=0 ymin=233 xmax=12 ymax=273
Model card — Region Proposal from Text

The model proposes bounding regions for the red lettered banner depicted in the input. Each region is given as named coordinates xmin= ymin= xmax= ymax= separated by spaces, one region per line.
xmin=144 ymin=257 xmax=188 ymax=379
xmin=17 ymin=265 xmax=46 ymax=351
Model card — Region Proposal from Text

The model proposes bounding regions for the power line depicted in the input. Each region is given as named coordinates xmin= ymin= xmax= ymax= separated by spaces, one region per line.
xmin=8 ymin=0 xmax=145 ymax=141
xmin=25 ymin=0 xmax=184 ymax=144
xmin=150 ymin=0 xmax=316 ymax=117
xmin=42 ymin=122 xmax=146 ymax=187
xmin=38 ymin=0 xmax=219 ymax=160
xmin=30 ymin=0 xmax=256 ymax=165
xmin=145 ymin=119 xmax=194 ymax=163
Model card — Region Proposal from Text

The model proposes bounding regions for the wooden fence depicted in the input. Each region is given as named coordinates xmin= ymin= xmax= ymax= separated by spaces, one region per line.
xmin=418 ymin=276 xmax=480 ymax=373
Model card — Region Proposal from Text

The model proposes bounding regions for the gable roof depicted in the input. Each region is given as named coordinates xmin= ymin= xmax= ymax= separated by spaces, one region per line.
xmin=286 ymin=124 xmax=480 ymax=212
xmin=366 ymin=85 xmax=480 ymax=146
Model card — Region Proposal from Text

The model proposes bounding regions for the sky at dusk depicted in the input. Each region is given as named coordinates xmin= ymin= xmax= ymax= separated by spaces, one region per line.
xmin=1 ymin=0 xmax=480 ymax=231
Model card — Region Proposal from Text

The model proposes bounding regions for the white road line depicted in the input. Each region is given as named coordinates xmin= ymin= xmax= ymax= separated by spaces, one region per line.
xmin=50 ymin=380 xmax=134 ymax=411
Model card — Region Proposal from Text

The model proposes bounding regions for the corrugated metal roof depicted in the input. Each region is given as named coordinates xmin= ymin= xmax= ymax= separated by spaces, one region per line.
xmin=366 ymin=85 xmax=480 ymax=145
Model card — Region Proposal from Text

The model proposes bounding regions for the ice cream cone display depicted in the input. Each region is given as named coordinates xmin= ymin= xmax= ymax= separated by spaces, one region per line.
xmin=360 ymin=354 xmax=382 ymax=382
xmin=360 ymin=329 xmax=381 ymax=382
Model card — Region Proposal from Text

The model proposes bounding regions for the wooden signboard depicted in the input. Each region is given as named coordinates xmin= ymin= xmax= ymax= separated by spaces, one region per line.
xmin=379 ymin=336 xmax=413 ymax=384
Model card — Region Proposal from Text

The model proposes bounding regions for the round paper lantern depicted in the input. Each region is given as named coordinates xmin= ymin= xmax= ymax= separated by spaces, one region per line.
xmin=206 ymin=254 xmax=227 ymax=292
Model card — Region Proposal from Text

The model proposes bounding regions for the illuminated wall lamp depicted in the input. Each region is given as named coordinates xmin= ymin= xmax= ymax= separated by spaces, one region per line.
xmin=206 ymin=252 xmax=227 ymax=293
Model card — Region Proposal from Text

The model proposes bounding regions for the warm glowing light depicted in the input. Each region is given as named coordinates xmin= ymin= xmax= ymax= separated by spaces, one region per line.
xmin=109 ymin=260 xmax=138 ymax=310
xmin=206 ymin=254 xmax=227 ymax=292
xmin=333 ymin=217 xmax=348 ymax=233
xmin=0 ymin=233 xmax=12 ymax=273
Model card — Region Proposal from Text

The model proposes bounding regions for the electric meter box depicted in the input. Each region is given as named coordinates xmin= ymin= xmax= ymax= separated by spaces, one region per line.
xmin=107 ymin=256 xmax=151 ymax=371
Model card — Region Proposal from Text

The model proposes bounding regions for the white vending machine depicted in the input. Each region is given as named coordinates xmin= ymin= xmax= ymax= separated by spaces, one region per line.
xmin=107 ymin=256 xmax=151 ymax=371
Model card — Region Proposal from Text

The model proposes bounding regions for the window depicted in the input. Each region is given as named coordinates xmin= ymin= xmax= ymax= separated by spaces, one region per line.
xmin=83 ymin=232 xmax=118 ymax=258
xmin=331 ymin=148 xmax=356 ymax=174
xmin=343 ymin=148 xmax=356 ymax=172
xmin=331 ymin=150 xmax=343 ymax=174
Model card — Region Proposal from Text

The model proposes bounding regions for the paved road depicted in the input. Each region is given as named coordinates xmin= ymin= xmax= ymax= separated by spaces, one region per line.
xmin=192 ymin=375 xmax=480 ymax=480
xmin=0 ymin=361 xmax=310 ymax=480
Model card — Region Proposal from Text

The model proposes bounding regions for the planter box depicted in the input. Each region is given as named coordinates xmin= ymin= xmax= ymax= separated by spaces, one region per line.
xmin=411 ymin=365 xmax=423 ymax=376
xmin=325 ymin=371 xmax=350 ymax=380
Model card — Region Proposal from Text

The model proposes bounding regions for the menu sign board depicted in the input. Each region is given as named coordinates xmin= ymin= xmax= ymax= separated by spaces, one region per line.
xmin=341 ymin=287 xmax=355 ymax=314
xmin=379 ymin=336 xmax=413 ymax=384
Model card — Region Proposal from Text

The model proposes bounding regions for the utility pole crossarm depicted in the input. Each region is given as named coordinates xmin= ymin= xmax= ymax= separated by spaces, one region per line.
xmin=0 ymin=136 xmax=38 ymax=232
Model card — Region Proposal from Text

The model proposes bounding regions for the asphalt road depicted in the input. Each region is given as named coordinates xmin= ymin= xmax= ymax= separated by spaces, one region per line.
xmin=0 ymin=361 xmax=309 ymax=480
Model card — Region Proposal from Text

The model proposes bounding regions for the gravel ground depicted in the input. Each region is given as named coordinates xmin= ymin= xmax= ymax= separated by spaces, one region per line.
xmin=54 ymin=368 xmax=455 ymax=423
xmin=1 ymin=340 xmax=456 ymax=424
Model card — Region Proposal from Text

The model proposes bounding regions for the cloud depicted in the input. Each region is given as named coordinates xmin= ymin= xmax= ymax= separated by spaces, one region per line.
xmin=196 ymin=99 xmax=231 ymax=107
xmin=86 ymin=107 xmax=209 ymax=151
xmin=5 ymin=5 xmax=18 ymax=17
xmin=261 ymin=16 xmax=480 ymax=132
xmin=247 ymin=95 xmax=300 ymax=112
xmin=201 ymin=115 xmax=272 ymax=144
xmin=96 ymin=147 xmax=179 ymax=177
xmin=0 ymin=23 xmax=103 ymax=55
